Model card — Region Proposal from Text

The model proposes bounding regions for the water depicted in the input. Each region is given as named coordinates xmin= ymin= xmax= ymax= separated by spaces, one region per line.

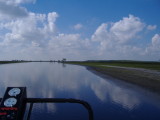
xmin=0 ymin=62 xmax=160 ymax=120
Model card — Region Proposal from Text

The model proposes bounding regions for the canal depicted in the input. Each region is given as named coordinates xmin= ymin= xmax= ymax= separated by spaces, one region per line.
xmin=0 ymin=62 xmax=160 ymax=120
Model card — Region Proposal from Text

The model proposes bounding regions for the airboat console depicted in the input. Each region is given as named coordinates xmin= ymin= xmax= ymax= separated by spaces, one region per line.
xmin=0 ymin=87 xmax=93 ymax=120
xmin=0 ymin=87 xmax=26 ymax=120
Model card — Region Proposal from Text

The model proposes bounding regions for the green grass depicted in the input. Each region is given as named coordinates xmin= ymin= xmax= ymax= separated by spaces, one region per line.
xmin=67 ymin=61 xmax=160 ymax=71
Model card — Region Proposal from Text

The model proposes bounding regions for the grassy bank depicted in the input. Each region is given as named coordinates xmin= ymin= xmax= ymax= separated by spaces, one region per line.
xmin=67 ymin=60 xmax=160 ymax=71
xmin=67 ymin=61 xmax=160 ymax=94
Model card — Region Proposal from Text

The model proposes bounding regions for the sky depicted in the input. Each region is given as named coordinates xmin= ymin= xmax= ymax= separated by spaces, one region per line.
xmin=0 ymin=0 xmax=160 ymax=61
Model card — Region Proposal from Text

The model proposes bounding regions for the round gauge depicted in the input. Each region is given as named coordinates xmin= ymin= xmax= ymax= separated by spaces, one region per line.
xmin=8 ymin=88 xmax=21 ymax=96
xmin=4 ymin=98 xmax=17 ymax=107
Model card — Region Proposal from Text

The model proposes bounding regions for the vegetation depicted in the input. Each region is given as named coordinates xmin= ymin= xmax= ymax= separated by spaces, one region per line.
xmin=0 ymin=58 xmax=67 ymax=64
xmin=67 ymin=60 xmax=160 ymax=71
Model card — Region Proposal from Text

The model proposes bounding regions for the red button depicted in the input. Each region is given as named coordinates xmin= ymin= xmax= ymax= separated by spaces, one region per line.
xmin=0 ymin=107 xmax=18 ymax=111
xmin=0 ymin=112 xmax=7 ymax=115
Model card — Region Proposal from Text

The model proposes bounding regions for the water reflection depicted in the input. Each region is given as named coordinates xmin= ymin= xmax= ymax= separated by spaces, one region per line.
xmin=90 ymin=78 xmax=140 ymax=110
xmin=0 ymin=63 xmax=160 ymax=120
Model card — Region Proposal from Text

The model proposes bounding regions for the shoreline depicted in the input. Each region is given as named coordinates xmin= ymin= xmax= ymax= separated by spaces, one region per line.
xmin=87 ymin=66 xmax=160 ymax=94
xmin=66 ymin=61 xmax=160 ymax=94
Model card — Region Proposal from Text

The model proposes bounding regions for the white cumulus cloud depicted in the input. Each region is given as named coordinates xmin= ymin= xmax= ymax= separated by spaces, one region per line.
xmin=46 ymin=12 xmax=58 ymax=32
xmin=147 ymin=25 xmax=157 ymax=30
xmin=91 ymin=15 xmax=146 ymax=58
xmin=143 ymin=34 xmax=160 ymax=60
xmin=0 ymin=0 xmax=36 ymax=5
xmin=0 ymin=1 xmax=28 ymax=19
xmin=0 ymin=10 xmax=59 ymax=59
xmin=152 ymin=34 xmax=160 ymax=46
xmin=110 ymin=14 xmax=145 ymax=43
xmin=146 ymin=34 xmax=160 ymax=52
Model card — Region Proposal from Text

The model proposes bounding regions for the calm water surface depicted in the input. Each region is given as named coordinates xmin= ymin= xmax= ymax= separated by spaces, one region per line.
xmin=0 ymin=62 xmax=160 ymax=120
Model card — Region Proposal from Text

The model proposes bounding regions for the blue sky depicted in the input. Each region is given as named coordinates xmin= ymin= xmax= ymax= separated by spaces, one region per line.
xmin=25 ymin=0 xmax=160 ymax=34
xmin=0 ymin=0 xmax=160 ymax=61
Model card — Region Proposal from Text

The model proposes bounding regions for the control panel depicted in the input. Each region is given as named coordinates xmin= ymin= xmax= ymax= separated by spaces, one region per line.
xmin=0 ymin=87 xmax=26 ymax=120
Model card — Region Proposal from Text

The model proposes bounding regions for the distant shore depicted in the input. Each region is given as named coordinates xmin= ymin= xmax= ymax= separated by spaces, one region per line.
xmin=0 ymin=61 xmax=27 ymax=64
xmin=67 ymin=61 xmax=160 ymax=94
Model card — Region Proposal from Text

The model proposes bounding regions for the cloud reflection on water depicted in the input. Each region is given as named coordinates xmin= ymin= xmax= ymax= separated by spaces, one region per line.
xmin=90 ymin=77 xmax=140 ymax=110
xmin=0 ymin=63 xmax=140 ymax=111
